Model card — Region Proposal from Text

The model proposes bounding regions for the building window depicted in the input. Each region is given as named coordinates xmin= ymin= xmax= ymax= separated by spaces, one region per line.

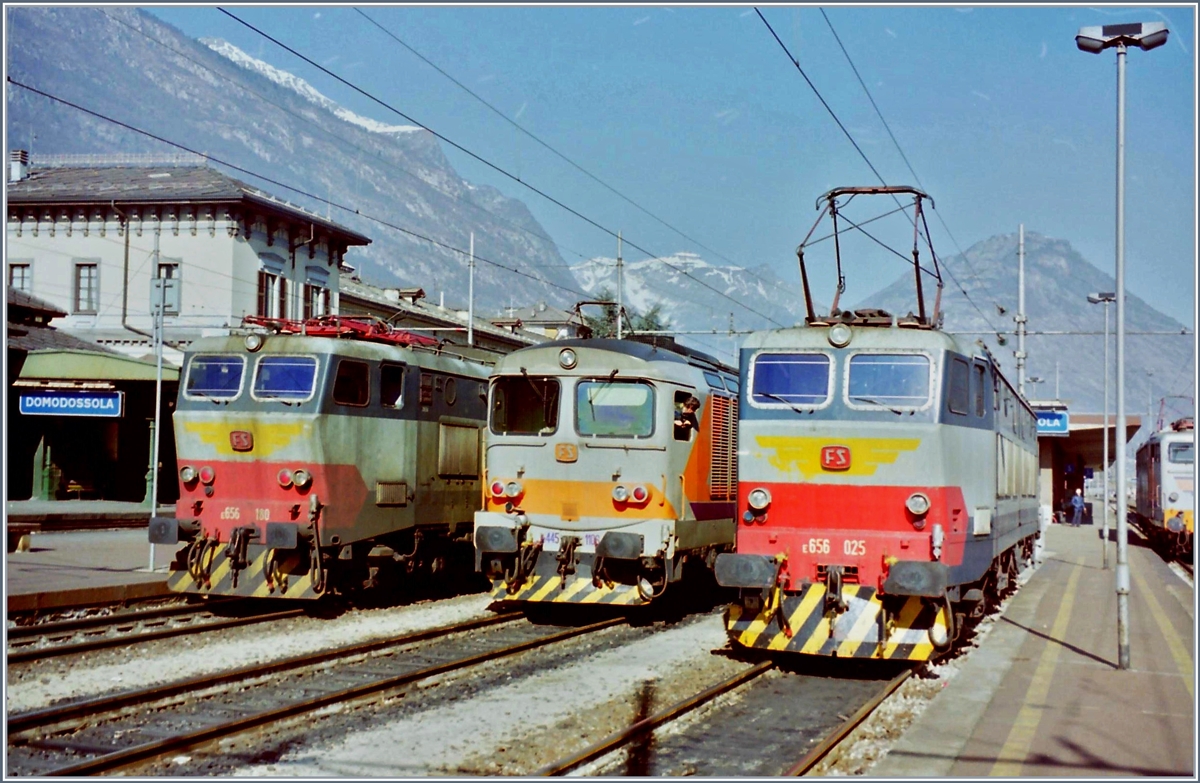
xmin=73 ymin=261 xmax=99 ymax=314
xmin=8 ymin=261 xmax=31 ymax=292
xmin=257 ymin=271 xmax=288 ymax=319
xmin=304 ymin=283 xmax=329 ymax=319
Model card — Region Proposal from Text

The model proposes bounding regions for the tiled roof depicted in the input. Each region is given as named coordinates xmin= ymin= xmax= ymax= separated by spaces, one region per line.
xmin=7 ymin=288 xmax=67 ymax=319
xmin=6 ymin=323 xmax=121 ymax=354
xmin=7 ymin=165 xmax=369 ymax=244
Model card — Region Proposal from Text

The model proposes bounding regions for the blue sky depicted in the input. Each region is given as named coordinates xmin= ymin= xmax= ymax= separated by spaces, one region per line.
xmin=147 ymin=5 xmax=1196 ymax=325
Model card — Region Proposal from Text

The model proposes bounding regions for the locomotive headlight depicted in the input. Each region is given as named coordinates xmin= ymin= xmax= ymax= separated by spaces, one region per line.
xmin=612 ymin=485 xmax=630 ymax=502
xmin=490 ymin=481 xmax=506 ymax=497
xmin=747 ymin=488 xmax=772 ymax=511
xmin=828 ymin=322 xmax=853 ymax=348
xmin=277 ymin=468 xmax=294 ymax=488
xmin=198 ymin=466 xmax=216 ymax=485
xmin=504 ymin=481 xmax=523 ymax=498
xmin=1169 ymin=491 xmax=1180 ymax=502
xmin=244 ymin=333 xmax=264 ymax=352
xmin=292 ymin=469 xmax=312 ymax=489
xmin=180 ymin=466 xmax=198 ymax=484
xmin=559 ymin=348 xmax=578 ymax=369
xmin=906 ymin=492 xmax=931 ymax=516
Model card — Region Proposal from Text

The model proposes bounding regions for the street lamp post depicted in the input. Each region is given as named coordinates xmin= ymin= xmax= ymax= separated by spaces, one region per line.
xmin=1088 ymin=292 xmax=1116 ymax=570
xmin=1077 ymin=20 xmax=1168 ymax=671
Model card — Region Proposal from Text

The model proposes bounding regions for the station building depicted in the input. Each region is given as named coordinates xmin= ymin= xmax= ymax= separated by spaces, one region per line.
xmin=5 ymin=151 xmax=370 ymax=504
xmin=1030 ymin=399 xmax=1142 ymax=522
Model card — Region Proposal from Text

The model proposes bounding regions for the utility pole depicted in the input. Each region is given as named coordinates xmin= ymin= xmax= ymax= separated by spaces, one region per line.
xmin=616 ymin=231 xmax=624 ymax=340
xmin=1016 ymin=225 xmax=1027 ymax=397
xmin=1114 ymin=39 xmax=1131 ymax=670
xmin=148 ymin=231 xmax=165 ymax=573
xmin=467 ymin=232 xmax=475 ymax=347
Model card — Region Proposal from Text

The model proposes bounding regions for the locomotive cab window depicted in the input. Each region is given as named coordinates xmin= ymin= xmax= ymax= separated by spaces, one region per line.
xmin=847 ymin=353 xmax=931 ymax=409
xmin=703 ymin=371 xmax=726 ymax=391
xmin=332 ymin=359 xmax=370 ymax=407
xmin=974 ymin=363 xmax=987 ymax=417
xmin=751 ymin=352 xmax=831 ymax=407
xmin=576 ymin=380 xmax=654 ymax=438
xmin=184 ymin=355 xmax=244 ymax=400
xmin=253 ymin=356 xmax=318 ymax=402
xmin=490 ymin=376 xmax=560 ymax=436
xmin=1168 ymin=442 xmax=1194 ymax=464
xmin=674 ymin=389 xmax=698 ymax=442
xmin=380 ymin=363 xmax=405 ymax=409
xmin=947 ymin=357 xmax=970 ymax=415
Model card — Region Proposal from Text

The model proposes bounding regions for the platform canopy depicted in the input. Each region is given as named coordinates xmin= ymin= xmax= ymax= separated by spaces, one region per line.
xmin=17 ymin=349 xmax=178 ymax=383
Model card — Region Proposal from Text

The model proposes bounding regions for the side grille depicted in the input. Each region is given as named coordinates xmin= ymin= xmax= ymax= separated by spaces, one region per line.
xmin=708 ymin=395 xmax=739 ymax=500
xmin=376 ymin=481 xmax=409 ymax=507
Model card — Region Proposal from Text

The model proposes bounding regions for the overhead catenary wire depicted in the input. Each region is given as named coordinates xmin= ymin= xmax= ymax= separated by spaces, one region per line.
xmin=819 ymin=8 xmax=1007 ymax=323
xmin=7 ymin=77 xmax=589 ymax=302
xmin=354 ymin=8 xmax=804 ymax=303
xmin=9 ymin=79 xmax=733 ymax=358
xmin=218 ymin=8 xmax=784 ymax=328
xmin=755 ymin=7 xmax=1004 ymax=336
xmin=96 ymin=8 xmax=596 ymax=269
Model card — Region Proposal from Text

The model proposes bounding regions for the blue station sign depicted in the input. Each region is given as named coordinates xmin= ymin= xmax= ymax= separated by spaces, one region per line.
xmin=1034 ymin=408 xmax=1070 ymax=437
xmin=19 ymin=390 xmax=124 ymax=418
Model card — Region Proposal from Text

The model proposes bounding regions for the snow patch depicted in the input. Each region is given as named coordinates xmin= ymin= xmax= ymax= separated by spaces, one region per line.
xmin=201 ymin=38 xmax=423 ymax=136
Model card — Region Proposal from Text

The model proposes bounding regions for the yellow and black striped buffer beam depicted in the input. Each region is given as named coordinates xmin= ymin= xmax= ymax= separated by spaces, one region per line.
xmin=167 ymin=544 xmax=321 ymax=600
xmin=490 ymin=575 xmax=648 ymax=606
xmin=725 ymin=583 xmax=947 ymax=661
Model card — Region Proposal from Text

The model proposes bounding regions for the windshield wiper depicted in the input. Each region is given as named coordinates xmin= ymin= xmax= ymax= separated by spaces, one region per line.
xmin=849 ymin=396 xmax=903 ymax=415
xmin=519 ymin=367 xmax=546 ymax=402
xmin=756 ymin=391 xmax=807 ymax=415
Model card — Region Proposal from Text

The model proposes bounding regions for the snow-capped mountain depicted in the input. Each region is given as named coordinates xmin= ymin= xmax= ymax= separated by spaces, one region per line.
xmin=6 ymin=6 xmax=579 ymax=307
xmin=572 ymin=252 xmax=816 ymax=336
xmin=200 ymin=39 xmax=423 ymax=136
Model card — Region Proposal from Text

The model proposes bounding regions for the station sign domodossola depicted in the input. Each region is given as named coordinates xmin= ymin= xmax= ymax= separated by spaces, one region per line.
xmin=18 ymin=390 xmax=125 ymax=418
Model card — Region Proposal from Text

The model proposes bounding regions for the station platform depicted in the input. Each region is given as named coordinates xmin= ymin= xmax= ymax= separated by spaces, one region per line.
xmin=877 ymin=522 xmax=1195 ymax=777
xmin=5 ymin=528 xmax=175 ymax=614
xmin=6 ymin=498 xmax=173 ymax=552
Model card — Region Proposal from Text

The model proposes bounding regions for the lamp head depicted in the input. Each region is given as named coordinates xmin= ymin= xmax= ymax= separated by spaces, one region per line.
xmin=1077 ymin=22 xmax=1168 ymax=53
xmin=1087 ymin=292 xmax=1117 ymax=304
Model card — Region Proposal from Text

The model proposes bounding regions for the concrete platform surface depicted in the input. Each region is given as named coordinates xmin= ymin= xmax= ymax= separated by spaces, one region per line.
xmin=7 ymin=499 xmax=174 ymax=524
xmin=876 ymin=523 xmax=1195 ymax=778
xmin=6 ymin=529 xmax=175 ymax=613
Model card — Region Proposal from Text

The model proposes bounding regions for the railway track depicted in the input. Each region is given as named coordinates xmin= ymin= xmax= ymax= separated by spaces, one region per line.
xmin=6 ymin=600 xmax=303 ymax=664
xmin=537 ymin=660 xmax=912 ymax=776
xmin=7 ymin=612 xmax=618 ymax=776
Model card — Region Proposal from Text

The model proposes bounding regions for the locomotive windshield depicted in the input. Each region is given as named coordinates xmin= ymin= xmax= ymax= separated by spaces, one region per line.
xmin=576 ymin=380 xmax=654 ymax=437
xmin=847 ymin=353 xmax=931 ymax=408
xmin=184 ymin=355 xmax=244 ymax=399
xmin=1168 ymin=442 xmax=1194 ymax=464
xmin=491 ymin=376 xmax=560 ymax=435
xmin=751 ymin=353 xmax=830 ymax=406
xmin=253 ymin=356 xmax=319 ymax=401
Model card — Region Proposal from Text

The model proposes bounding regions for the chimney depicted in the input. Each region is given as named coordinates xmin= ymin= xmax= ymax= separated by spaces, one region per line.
xmin=9 ymin=149 xmax=29 ymax=182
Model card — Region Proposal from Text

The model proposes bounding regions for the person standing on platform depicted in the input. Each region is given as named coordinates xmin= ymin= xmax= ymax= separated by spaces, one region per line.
xmin=1070 ymin=488 xmax=1086 ymax=527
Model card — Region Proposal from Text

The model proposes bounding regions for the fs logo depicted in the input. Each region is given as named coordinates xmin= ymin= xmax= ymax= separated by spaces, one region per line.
xmin=229 ymin=430 xmax=254 ymax=452
xmin=820 ymin=445 xmax=851 ymax=471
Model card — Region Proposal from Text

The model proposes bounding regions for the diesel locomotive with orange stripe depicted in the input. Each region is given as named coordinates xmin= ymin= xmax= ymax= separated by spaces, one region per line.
xmin=716 ymin=186 xmax=1041 ymax=660
xmin=149 ymin=316 xmax=491 ymax=599
xmin=474 ymin=337 xmax=738 ymax=607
